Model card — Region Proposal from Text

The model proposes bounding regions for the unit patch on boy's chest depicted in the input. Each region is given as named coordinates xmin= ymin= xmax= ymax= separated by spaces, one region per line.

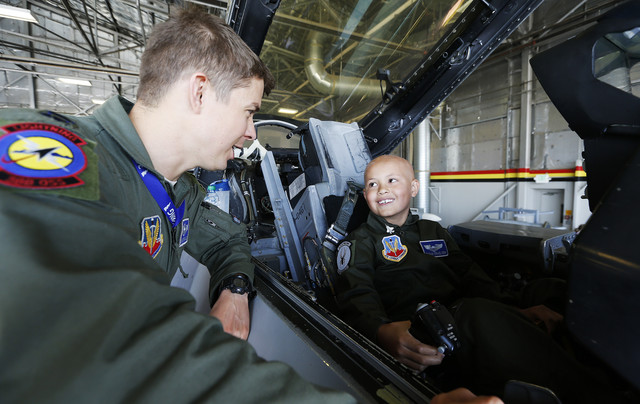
xmin=381 ymin=235 xmax=407 ymax=262
xmin=419 ymin=239 xmax=449 ymax=257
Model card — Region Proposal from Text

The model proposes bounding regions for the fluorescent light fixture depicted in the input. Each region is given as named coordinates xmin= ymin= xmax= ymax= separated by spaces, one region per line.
xmin=0 ymin=4 xmax=38 ymax=23
xmin=57 ymin=77 xmax=92 ymax=87
xmin=91 ymin=98 xmax=106 ymax=105
xmin=441 ymin=0 xmax=464 ymax=28
xmin=278 ymin=107 xmax=298 ymax=115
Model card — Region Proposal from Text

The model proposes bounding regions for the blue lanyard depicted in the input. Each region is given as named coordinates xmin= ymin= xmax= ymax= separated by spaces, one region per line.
xmin=132 ymin=158 xmax=185 ymax=228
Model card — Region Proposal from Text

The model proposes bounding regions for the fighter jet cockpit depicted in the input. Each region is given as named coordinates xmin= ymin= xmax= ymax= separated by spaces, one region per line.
xmin=182 ymin=0 xmax=640 ymax=402
xmin=171 ymin=0 xmax=640 ymax=401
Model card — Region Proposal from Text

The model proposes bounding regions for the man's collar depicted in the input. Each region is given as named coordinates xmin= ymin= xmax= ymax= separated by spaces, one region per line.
xmin=93 ymin=96 xmax=157 ymax=173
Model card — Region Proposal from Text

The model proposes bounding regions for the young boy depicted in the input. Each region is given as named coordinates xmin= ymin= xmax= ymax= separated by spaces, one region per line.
xmin=336 ymin=155 xmax=621 ymax=404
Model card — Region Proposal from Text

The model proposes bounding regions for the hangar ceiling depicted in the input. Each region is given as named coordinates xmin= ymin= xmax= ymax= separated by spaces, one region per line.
xmin=0 ymin=0 xmax=622 ymax=122
xmin=0 ymin=0 xmax=204 ymax=114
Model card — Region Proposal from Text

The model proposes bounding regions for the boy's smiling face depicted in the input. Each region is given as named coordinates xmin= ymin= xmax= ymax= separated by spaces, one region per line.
xmin=363 ymin=155 xmax=419 ymax=227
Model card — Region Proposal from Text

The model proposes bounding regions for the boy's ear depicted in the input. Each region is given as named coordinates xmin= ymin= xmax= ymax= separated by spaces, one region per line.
xmin=362 ymin=189 xmax=372 ymax=205
xmin=411 ymin=178 xmax=420 ymax=197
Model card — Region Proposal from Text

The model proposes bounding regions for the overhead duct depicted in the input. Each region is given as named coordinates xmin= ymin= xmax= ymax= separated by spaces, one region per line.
xmin=304 ymin=32 xmax=383 ymax=97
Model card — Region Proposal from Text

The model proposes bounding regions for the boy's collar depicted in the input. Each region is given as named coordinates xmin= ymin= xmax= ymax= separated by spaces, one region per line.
xmin=368 ymin=212 xmax=419 ymax=231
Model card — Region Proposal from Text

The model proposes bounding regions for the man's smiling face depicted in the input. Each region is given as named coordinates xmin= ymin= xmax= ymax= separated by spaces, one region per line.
xmin=195 ymin=77 xmax=264 ymax=171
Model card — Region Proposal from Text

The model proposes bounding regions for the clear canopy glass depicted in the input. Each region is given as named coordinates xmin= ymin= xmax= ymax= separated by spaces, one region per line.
xmin=259 ymin=0 xmax=473 ymax=123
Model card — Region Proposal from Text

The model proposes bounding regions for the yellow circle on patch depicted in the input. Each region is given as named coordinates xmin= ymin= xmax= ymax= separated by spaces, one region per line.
xmin=7 ymin=136 xmax=73 ymax=171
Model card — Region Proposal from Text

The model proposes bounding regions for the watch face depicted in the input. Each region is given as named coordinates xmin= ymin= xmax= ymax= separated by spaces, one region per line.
xmin=219 ymin=275 xmax=255 ymax=300
xmin=223 ymin=275 xmax=250 ymax=295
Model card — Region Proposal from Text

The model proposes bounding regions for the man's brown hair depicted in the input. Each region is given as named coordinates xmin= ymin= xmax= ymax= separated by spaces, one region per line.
xmin=136 ymin=6 xmax=275 ymax=106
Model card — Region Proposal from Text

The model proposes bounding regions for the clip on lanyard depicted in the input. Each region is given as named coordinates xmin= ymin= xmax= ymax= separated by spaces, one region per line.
xmin=132 ymin=158 xmax=185 ymax=228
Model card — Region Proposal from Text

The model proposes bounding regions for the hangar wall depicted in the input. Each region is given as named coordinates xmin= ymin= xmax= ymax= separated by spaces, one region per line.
xmin=407 ymin=0 xmax=623 ymax=230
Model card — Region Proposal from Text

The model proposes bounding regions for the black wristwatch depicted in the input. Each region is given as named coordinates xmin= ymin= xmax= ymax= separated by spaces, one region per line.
xmin=218 ymin=273 xmax=256 ymax=300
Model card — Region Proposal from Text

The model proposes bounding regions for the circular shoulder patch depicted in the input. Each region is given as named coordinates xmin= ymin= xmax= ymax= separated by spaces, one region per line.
xmin=336 ymin=241 xmax=352 ymax=274
xmin=0 ymin=122 xmax=87 ymax=189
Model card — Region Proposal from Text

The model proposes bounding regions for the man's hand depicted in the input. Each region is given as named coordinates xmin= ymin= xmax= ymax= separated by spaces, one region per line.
xmin=519 ymin=305 xmax=563 ymax=334
xmin=377 ymin=320 xmax=444 ymax=372
xmin=431 ymin=388 xmax=504 ymax=404
xmin=209 ymin=289 xmax=250 ymax=340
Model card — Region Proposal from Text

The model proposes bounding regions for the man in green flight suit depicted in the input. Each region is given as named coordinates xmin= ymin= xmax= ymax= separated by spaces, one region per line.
xmin=0 ymin=7 xmax=357 ymax=403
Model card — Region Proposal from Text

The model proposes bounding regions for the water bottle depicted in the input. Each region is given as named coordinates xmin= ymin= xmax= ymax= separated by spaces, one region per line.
xmin=204 ymin=179 xmax=230 ymax=212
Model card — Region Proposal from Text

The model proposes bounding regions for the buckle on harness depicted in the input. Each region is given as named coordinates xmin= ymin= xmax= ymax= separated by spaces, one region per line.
xmin=322 ymin=224 xmax=346 ymax=251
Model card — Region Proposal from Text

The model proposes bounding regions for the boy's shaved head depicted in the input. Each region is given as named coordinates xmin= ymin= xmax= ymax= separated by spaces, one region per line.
xmin=365 ymin=155 xmax=415 ymax=182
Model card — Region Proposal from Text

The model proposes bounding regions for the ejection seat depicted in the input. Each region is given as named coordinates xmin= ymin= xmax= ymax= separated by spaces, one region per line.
xmin=256 ymin=118 xmax=371 ymax=302
xmin=178 ymin=118 xmax=371 ymax=311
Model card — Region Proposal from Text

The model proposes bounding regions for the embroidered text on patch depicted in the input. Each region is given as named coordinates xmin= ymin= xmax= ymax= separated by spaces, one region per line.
xmin=139 ymin=215 xmax=163 ymax=258
xmin=420 ymin=239 xmax=449 ymax=257
xmin=382 ymin=235 xmax=407 ymax=262
xmin=0 ymin=122 xmax=87 ymax=189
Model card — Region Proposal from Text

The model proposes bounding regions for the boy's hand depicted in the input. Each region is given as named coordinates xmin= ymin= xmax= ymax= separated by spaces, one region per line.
xmin=519 ymin=305 xmax=563 ymax=334
xmin=377 ymin=320 xmax=444 ymax=371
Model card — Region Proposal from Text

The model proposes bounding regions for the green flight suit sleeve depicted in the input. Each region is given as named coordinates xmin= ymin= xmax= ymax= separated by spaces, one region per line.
xmin=183 ymin=182 xmax=255 ymax=304
xmin=336 ymin=231 xmax=391 ymax=341
xmin=0 ymin=189 xmax=355 ymax=404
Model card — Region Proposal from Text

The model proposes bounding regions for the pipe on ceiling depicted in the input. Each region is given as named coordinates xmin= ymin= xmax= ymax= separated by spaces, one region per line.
xmin=304 ymin=31 xmax=383 ymax=97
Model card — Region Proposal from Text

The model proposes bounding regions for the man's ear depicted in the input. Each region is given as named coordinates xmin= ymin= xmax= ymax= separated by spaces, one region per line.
xmin=411 ymin=178 xmax=420 ymax=197
xmin=189 ymin=73 xmax=208 ymax=113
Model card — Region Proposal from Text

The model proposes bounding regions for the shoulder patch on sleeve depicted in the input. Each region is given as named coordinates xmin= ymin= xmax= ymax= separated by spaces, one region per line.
xmin=336 ymin=240 xmax=352 ymax=274
xmin=0 ymin=122 xmax=99 ymax=200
